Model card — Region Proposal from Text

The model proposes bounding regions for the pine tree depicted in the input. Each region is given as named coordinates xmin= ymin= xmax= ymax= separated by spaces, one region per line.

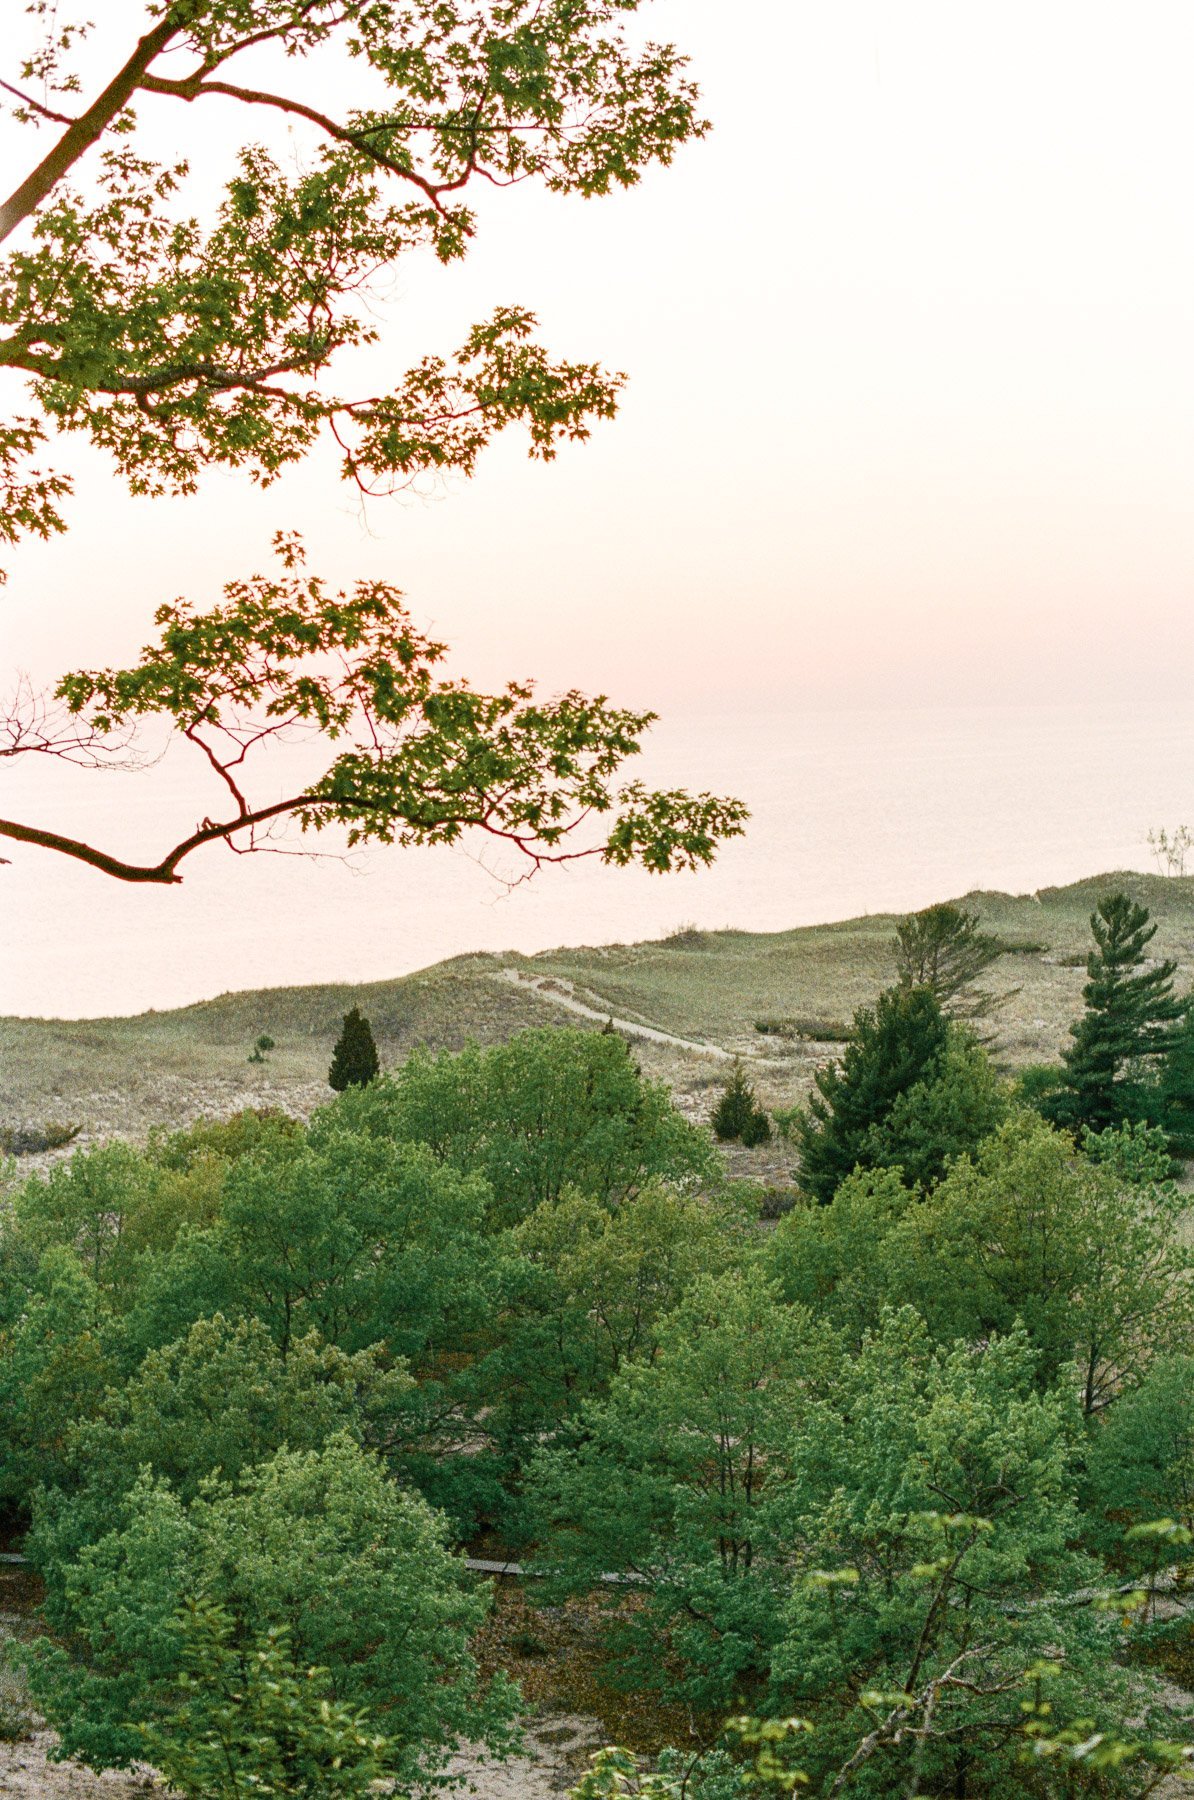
xmin=794 ymin=985 xmax=948 ymax=1204
xmin=1158 ymin=1003 xmax=1194 ymax=1159
xmin=328 ymin=1008 xmax=380 ymax=1092
xmin=711 ymin=1063 xmax=756 ymax=1142
xmin=1046 ymin=892 xmax=1183 ymax=1133
xmin=894 ymin=903 xmax=1004 ymax=1023
xmin=711 ymin=1062 xmax=769 ymax=1144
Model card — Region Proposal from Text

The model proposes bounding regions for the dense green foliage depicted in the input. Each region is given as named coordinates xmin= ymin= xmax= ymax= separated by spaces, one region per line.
xmin=1 ymin=1016 xmax=1191 ymax=1794
xmin=1158 ymin=1003 xmax=1194 ymax=1156
xmin=140 ymin=1602 xmax=394 ymax=1800
xmin=328 ymin=1006 xmax=380 ymax=1091
xmin=28 ymin=1437 xmax=517 ymax=1785
xmin=325 ymin=1027 xmax=715 ymax=1228
xmin=788 ymin=986 xmax=1004 ymax=1202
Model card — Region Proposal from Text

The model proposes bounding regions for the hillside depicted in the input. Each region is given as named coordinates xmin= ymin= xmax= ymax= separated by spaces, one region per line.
xmin=5 ymin=872 xmax=1194 ymax=1144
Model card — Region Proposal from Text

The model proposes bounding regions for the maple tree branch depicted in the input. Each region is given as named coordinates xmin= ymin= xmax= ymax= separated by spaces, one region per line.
xmin=0 ymin=15 xmax=183 ymax=244
xmin=0 ymin=795 xmax=619 ymax=886
xmin=0 ymin=798 xmax=309 ymax=883
xmin=137 ymin=73 xmax=450 ymax=211
xmin=0 ymin=78 xmax=77 ymax=127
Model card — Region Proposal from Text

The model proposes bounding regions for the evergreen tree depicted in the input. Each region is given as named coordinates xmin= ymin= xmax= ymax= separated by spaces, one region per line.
xmin=328 ymin=1009 xmax=380 ymax=1092
xmin=794 ymin=986 xmax=948 ymax=1204
xmin=1045 ymin=893 xmax=1183 ymax=1132
xmin=711 ymin=1063 xmax=770 ymax=1144
xmin=1158 ymin=1003 xmax=1194 ymax=1159
xmin=739 ymin=1105 xmax=772 ymax=1148
xmin=893 ymin=902 xmax=1004 ymax=1022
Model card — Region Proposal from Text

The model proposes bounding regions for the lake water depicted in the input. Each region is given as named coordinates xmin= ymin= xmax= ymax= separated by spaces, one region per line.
xmin=4 ymin=700 xmax=1193 ymax=1019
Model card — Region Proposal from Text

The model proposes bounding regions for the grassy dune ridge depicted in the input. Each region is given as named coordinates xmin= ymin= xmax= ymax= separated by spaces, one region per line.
xmin=5 ymin=872 xmax=1194 ymax=1138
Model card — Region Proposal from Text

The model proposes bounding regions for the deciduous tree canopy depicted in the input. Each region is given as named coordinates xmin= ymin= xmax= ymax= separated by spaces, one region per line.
xmin=1 ymin=0 xmax=704 ymax=542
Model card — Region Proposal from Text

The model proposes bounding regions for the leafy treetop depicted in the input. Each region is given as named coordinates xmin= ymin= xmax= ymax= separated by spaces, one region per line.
xmin=0 ymin=0 xmax=706 ymax=547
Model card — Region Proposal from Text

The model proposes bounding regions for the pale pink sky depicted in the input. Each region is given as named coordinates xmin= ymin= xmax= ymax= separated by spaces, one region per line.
xmin=3 ymin=2 xmax=1194 ymax=1014
xmin=5 ymin=0 xmax=1193 ymax=713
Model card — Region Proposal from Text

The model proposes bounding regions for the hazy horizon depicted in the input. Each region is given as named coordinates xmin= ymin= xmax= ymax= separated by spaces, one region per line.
xmin=6 ymin=697 xmax=1191 ymax=1019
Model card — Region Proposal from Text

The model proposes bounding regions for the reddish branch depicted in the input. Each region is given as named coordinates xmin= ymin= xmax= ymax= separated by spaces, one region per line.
xmin=0 ymin=793 xmax=608 ymax=885
xmin=136 ymin=74 xmax=462 ymax=213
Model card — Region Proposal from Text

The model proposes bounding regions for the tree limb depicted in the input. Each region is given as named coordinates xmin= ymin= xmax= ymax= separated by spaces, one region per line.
xmin=137 ymin=74 xmax=451 ymax=211
xmin=0 ymin=15 xmax=183 ymax=244
xmin=0 ymin=79 xmax=77 ymax=127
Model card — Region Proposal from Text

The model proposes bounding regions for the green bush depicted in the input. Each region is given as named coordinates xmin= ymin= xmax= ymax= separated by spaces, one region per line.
xmin=27 ymin=1436 xmax=518 ymax=1785
xmin=739 ymin=1107 xmax=772 ymax=1147
xmin=711 ymin=1062 xmax=770 ymax=1144
xmin=0 ymin=1122 xmax=81 ymax=1156
xmin=754 ymin=1017 xmax=850 ymax=1041
xmin=1013 ymin=1062 xmax=1068 ymax=1110
xmin=140 ymin=1602 xmax=393 ymax=1800
xmin=757 ymin=1186 xmax=798 ymax=1221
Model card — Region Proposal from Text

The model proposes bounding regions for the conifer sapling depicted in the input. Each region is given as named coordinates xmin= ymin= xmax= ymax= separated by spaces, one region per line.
xmin=329 ymin=1009 xmax=381 ymax=1092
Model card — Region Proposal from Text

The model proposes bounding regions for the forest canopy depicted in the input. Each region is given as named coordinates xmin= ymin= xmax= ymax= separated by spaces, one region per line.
xmin=2 ymin=1018 xmax=1192 ymax=1795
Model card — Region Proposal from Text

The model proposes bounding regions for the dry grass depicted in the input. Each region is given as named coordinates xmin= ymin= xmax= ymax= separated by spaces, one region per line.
xmin=5 ymin=873 xmax=1194 ymax=1146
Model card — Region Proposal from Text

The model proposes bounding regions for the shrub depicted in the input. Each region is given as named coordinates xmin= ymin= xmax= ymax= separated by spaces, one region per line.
xmin=329 ymin=1008 xmax=380 ymax=1091
xmin=0 ymin=1643 xmax=35 ymax=1743
xmin=739 ymin=1107 xmax=772 ymax=1147
xmin=0 ymin=1122 xmax=81 ymax=1156
xmin=147 ymin=1108 xmax=303 ymax=1173
xmin=27 ymin=1436 xmax=518 ymax=1785
xmin=754 ymin=1017 xmax=850 ymax=1041
xmin=758 ymin=1186 xmax=799 ymax=1221
xmin=1014 ymin=1062 xmax=1068 ymax=1110
xmin=247 ymin=1034 xmax=275 ymax=1065
xmin=140 ymin=1602 xmax=393 ymax=1800
xmin=711 ymin=1063 xmax=769 ymax=1144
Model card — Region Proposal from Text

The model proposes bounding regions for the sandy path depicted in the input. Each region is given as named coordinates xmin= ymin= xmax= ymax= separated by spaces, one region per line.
xmin=493 ymin=970 xmax=733 ymax=1059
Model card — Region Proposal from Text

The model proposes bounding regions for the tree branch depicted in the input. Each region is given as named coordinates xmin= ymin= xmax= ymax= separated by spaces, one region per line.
xmin=0 ymin=78 xmax=77 ymax=127
xmin=0 ymin=15 xmax=183 ymax=244
xmin=0 ymin=798 xmax=306 ymax=884
xmin=0 ymin=800 xmax=623 ymax=885
xmin=137 ymin=73 xmax=449 ymax=211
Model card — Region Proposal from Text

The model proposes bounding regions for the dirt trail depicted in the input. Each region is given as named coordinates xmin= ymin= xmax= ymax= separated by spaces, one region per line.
xmin=492 ymin=969 xmax=733 ymax=1059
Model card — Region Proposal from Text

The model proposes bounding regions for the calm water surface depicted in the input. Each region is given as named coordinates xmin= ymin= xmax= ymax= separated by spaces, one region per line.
xmin=5 ymin=701 xmax=1192 ymax=1018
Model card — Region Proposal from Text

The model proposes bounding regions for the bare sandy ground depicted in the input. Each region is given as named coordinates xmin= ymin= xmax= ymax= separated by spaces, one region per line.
xmin=0 ymin=1716 xmax=605 ymax=1799
xmin=0 ymin=1733 xmax=157 ymax=1798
